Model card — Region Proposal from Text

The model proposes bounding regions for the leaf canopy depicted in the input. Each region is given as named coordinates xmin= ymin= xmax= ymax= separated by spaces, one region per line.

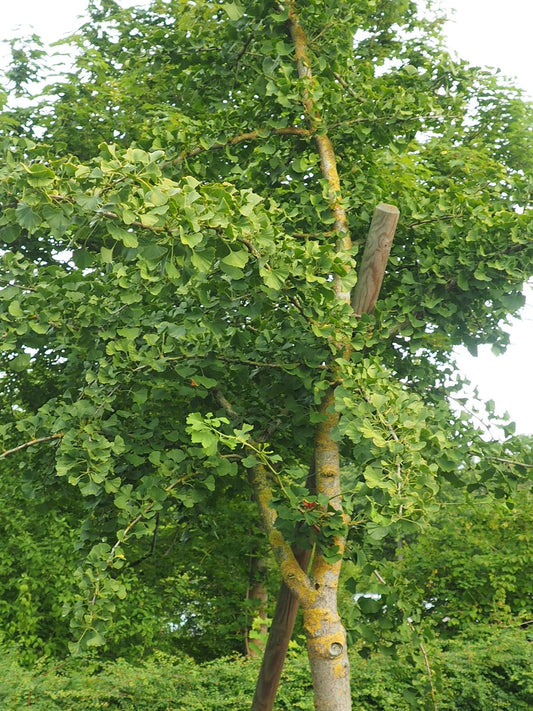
xmin=0 ymin=0 xmax=531 ymax=653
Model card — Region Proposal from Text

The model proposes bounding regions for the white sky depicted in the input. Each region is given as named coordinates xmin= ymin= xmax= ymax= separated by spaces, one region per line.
xmin=0 ymin=0 xmax=531 ymax=435
xmin=437 ymin=0 xmax=533 ymax=436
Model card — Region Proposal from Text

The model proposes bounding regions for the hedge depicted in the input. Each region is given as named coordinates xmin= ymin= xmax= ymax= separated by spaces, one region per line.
xmin=1 ymin=628 xmax=532 ymax=710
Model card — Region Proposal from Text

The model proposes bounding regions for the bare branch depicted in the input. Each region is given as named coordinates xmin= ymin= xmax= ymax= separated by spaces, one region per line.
xmin=249 ymin=462 xmax=315 ymax=605
xmin=332 ymin=71 xmax=365 ymax=103
xmin=487 ymin=457 xmax=533 ymax=469
xmin=178 ymin=126 xmax=311 ymax=162
xmin=1 ymin=433 xmax=62 ymax=459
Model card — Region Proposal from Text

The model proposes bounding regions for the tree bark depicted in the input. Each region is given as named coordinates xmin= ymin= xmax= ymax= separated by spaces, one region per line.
xmin=304 ymin=600 xmax=351 ymax=711
xmin=251 ymin=464 xmax=315 ymax=710
xmin=306 ymin=387 xmax=351 ymax=711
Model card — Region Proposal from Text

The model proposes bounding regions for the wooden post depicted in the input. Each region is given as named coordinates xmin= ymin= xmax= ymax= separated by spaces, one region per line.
xmin=351 ymin=203 xmax=399 ymax=315
xmin=250 ymin=545 xmax=312 ymax=711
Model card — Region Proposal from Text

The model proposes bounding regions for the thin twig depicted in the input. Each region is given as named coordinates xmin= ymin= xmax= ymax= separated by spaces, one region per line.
xmin=178 ymin=126 xmax=311 ymax=162
xmin=218 ymin=355 xmax=301 ymax=370
xmin=487 ymin=457 xmax=533 ymax=469
xmin=1 ymin=433 xmax=62 ymax=459
xmin=332 ymin=71 xmax=365 ymax=103
xmin=212 ymin=388 xmax=240 ymax=420
xmin=232 ymin=34 xmax=254 ymax=90
xmin=108 ymin=479 xmax=181 ymax=561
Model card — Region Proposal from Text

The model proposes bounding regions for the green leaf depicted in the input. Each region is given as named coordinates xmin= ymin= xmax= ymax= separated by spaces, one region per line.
xmin=42 ymin=205 xmax=71 ymax=236
xmin=140 ymin=210 xmax=166 ymax=228
xmin=10 ymin=352 xmax=32 ymax=371
xmin=84 ymin=630 xmax=106 ymax=647
xmin=370 ymin=393 xmax=388 ymax=410
xmin=8 ymin=300 xmax=24 ymax=318
xmin=358 ymin=596 xmax=383 ymax=614
xmin=221 ymin=249 xmax=249 ymax=269
xmin=241 ymin=455 xmax=259 ymax=468
xmin=140 ymin=244 xmax=167 ymax=263
xmin=0 ymin=224 xmax=21 ymax=244
xmin=260 ymin=269 xmax=284 ymax=290
xmin=367 ymin=524 xmax=390 ymax=541
xmin=117 ymin=327 xmax=140 ymax=340
xmin=193 ymin=375 xmax=218 ymax=388
xmin=107 ymin=222 xmax=138 ymax=248
xmin=16 ymin=203 xmax=41 ymax=233
xmin=23 ymin=162 xmax=55 ymax=187
xmin=191 ymin=250 xmax=212 ymax=273
xmin=101 ymin=246 xmax=114 ymax=263
xmin=222 ymin=2 xmax=244 ymax=20
xmin=179 ymin=227 xmax=203 ymax=248
xmin=146 ymin=188 xmax=169 ymax=206
xmin=29 ymin=320 xmax=49 ymax=334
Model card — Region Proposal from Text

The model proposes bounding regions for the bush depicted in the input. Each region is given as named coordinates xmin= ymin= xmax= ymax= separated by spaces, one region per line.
xmin=438 ymin=628 xmax=533 ymax=710
xmin=0 ymin=628 xmax=531 ymax=710
xmin=0 ymin=651 xmax=313 ymax=711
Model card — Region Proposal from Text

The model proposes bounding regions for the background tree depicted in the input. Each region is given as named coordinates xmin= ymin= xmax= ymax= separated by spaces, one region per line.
xmin=0 ymin=0 xmax=532 ymax=708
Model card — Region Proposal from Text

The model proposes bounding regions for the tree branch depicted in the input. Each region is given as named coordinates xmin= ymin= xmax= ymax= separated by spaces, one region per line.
xmin=0 ymin=433 xmax=62 ymax=459
xmin=332 ymin=71 xmax=365 ymax=103
xmin=211 ymin=387 xmax=315 ymax=602
xmin=287 ymin=1 xmax=351 ymax=305
xmin=249 ymin=462 xmax=316 ymax=605
xmin=177 ymin=126 xmax=311 ymax=162
xmin=487 ymin=456 xmax=533 ymax=469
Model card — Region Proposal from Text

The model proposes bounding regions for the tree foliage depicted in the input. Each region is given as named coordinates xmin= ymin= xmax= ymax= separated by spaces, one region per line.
xmin=0 ymin=0 xmax=532 ymax=704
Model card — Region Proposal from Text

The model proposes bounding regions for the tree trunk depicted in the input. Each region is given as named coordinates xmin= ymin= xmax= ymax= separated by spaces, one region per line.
xmin=251 ymin=463 xmax=315 ymax=710
xmin=250 ymin=5 xmax=398 ymax=711
xmin=306 ymin=387 xmax=351 ymax=711
xmin=304 ymin=600 xmax=351 ymax=711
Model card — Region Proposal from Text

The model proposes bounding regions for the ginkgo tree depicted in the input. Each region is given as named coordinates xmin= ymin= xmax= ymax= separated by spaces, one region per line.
xmin=0 ymin=0 xmax=532 ymax=709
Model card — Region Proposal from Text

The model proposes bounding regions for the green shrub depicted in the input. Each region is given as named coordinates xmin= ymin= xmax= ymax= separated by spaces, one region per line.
xmin=438 ymin=628 xmax=533 ymax=710
xmin=1 ymin=628 xmax=531 ymax=710
xmin=0 ymin=651 xmax=312 ymax=711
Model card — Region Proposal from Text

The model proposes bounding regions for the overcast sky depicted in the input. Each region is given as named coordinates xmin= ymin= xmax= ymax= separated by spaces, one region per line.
xmin=1 ymin=0 xmax=532 ymax=435
xmin=436 ymin=0 xmax=532 ymax=436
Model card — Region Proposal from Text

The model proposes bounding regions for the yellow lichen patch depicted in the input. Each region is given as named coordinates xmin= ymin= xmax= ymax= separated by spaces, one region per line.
xmin=306 ymin=631 xmax=346 ymax=659
xmin=303 ymin=607 xmax=326 ymax=636
xmin=333 ymin=660 xmax=349 ymax=679
xmin=303 ymin=607 xmax=340 ymax=636
xmin=279 ymin=557 xmax=316 ymax=607
xmin=268 ymin=528 xmax=285 ymax=550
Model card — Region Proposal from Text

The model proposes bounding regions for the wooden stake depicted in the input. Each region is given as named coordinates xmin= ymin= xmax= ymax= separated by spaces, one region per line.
xmin=351 ymin=203 xmax=399 ymax=316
